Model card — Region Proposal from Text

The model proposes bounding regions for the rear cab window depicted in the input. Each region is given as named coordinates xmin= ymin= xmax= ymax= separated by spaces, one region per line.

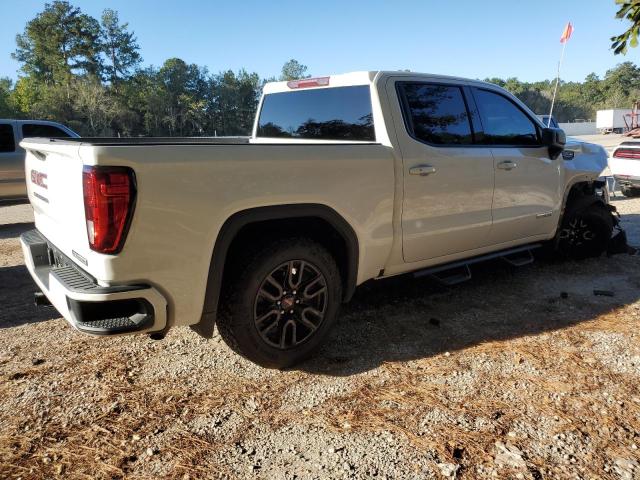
xmin=397 ymin=83 xmax=474 ymax=145
xmin=257 ymin=85 xmax=375 ymax=141
xmin=22 ymin=124 xmax=72 ymax=138
xmin=0 ymin=123 xmax=15 ymax=153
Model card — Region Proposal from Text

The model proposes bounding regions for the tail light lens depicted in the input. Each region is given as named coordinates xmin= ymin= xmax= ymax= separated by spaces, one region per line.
xmin=82 ymin=166 xmax=135 ymax=254
xmin=613 ymin=148 xmax=640 ymax=159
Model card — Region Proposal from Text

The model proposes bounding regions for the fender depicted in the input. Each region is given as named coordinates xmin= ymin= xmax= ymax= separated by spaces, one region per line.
xmin=193 ymin=204 xmax=359 ymax=338
xmin=560 ymin=179 xmax=607 ymax=221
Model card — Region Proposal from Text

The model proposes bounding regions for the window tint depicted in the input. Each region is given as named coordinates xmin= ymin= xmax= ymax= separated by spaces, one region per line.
xmin=398 ymin=83 xmax=473 ymax=145
xmin=474 ymin=89 xmax=539 ymax=145
xmin=257 ymin=85 xmax=375 ymax=141
xmin=0 ymin=124 xmax=15 ymax=153
xmin=22 ymin=123 xmax=72 ymax=138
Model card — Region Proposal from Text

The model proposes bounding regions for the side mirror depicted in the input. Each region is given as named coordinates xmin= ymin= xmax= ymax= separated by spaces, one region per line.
xmin=541 ymin=127 xmax=566 ymax=160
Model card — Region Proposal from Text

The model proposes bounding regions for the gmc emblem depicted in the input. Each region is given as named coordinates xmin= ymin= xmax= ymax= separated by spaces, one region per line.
xmin=30 ymin=170 xmax=48 ymax=189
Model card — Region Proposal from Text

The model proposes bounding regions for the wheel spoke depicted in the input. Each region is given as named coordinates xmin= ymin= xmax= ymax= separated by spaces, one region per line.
xmin=302 ymin=276 xmax=326 ymax=299
xmin=258 ymin=274 xmax=283 ymax=301
xmin=255 ymin=309 xmax=279 ymax=327
xmin=300 ymin=307 xmax=322 ymax=331
xmin=280 ymin=319 xmax=297 ymax=348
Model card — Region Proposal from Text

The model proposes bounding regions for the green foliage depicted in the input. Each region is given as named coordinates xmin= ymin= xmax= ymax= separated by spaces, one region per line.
xmin=280 ymin=59 xmax=309 ymax=81
xmin=13 ymin=1 xmax=102 ymax=84
xmin=611 ymin=0 xmax=640 ymax=54
xmin=100 ymin=9 xmax=142 ymax=86
xmin=6 ymin=1 xmax=640 ymax=135
xmin=0 ymin=77 xmax=17 ymax=117
xmin=483 ymin=62 xmax=640 ymax=122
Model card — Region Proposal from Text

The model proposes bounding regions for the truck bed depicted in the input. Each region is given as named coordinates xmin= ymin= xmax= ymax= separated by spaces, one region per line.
xmin=27 ymin=136 xmax=251 ymax=146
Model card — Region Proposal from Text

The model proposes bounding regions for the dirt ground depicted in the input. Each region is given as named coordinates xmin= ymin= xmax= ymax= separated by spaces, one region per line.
xmin=1 ymin=192 xmax=640 ymax=479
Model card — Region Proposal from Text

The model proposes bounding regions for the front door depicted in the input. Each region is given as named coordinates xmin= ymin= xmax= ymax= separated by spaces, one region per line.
xmin=470 ymin=87 xmax=562 ymax=243
xmin=388 ymin=79 xmax=495 ymax=263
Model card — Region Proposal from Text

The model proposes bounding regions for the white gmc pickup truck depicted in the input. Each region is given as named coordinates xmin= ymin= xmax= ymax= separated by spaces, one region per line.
xmin=20 ymin=71 xmax=613 ymax=368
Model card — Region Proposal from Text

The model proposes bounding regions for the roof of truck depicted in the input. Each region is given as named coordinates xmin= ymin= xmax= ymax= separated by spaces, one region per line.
xmin=263 ymin=70 xmax=493 ymax=94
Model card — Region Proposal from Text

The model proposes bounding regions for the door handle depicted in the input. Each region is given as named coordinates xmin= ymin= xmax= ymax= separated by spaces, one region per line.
xmin=409 ymin=165 xmax=437 ymax=176
xmin=497 ymin=161 xmax=517 ymax=170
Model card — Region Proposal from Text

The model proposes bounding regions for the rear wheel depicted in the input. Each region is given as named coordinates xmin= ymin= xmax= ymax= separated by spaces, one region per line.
xmin=557 ymin=203 xmax=614 ymax=260
xmin=217 ymin=238 xmax=342 ymax=368
xmin=621 ymin=186 xmax=640 ymax=198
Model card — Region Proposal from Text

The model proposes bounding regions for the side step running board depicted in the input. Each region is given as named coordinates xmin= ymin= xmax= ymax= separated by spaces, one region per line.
xmin=414 ymin=244 xmax=541 ymax=285
xmin=502 ymin=249 xmax=535 ymax=267
xmin=430 ymin=265 xmax=472 ymax=286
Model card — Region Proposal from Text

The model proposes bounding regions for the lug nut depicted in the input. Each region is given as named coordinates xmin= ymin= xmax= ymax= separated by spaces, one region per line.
xmin=295 ymin=300 xmax=300 ymax=304
xmin=277 ymin=301 xmax=281 ymax=305
xmin=293 ymin=290 xmax=297 ymax=294
xmin=290 ymin=310 xmax=294 ymax=314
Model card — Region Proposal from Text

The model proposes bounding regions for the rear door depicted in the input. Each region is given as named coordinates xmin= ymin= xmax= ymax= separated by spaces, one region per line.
xmin=387 ymin=78 xmax=495 ymax=262
xmin=0 ymin=121 xmax=26 ymax=199
xmin=470 ymin=87 xmax=561 ymax=243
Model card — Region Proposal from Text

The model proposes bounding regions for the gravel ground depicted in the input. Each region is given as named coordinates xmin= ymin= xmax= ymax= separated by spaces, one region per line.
xmin=1 ymin=198 xmax=640 ymax=479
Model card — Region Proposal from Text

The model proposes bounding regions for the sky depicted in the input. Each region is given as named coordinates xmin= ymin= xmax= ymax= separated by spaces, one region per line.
xmin=1 ymin=0 xmax=639 ymax=83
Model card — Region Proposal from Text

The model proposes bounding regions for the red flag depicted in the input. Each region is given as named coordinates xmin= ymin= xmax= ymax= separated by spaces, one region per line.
xmin=560 ymin=22 xmax=573 ymax=43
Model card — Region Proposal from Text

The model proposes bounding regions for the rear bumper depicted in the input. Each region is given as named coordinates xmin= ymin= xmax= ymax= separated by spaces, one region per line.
xmin=20 ymin=229 xmax=167 ymax=336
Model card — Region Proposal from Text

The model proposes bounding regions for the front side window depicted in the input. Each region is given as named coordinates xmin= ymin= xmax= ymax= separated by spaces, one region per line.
xmin=0 ymin=124 xmax=15 ymax=153
xmin=473 ymin=89 xmax=539 ymax=146
xmin=398 ymin=83 xmax=473 ymax=145
xmin=257 ymin=85 xmax=375 ymax=141
xmin=22 ymin=124 xmax=72 ymax=138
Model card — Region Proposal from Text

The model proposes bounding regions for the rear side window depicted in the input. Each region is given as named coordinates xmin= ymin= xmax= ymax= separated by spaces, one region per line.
xmin=473 ymin=89 xmax=539 ymax=146
xmin=22 ymin=123 xmax=72 ymax=138
xmin=257 ymin=85 xmax=375 ymax=141
xmin=0 ymin=124 xmax=15 ymax=152
xmin=398 ymin=83 xmax=473 ymax=145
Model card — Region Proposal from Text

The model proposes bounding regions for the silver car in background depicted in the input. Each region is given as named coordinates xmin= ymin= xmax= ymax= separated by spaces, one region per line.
xmin=0 ymin=119 xmax=79 ymax=201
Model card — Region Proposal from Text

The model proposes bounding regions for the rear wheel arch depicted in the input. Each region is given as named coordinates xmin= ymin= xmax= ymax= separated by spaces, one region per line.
xmin=193 ymin=204 xmax=359 ymax=338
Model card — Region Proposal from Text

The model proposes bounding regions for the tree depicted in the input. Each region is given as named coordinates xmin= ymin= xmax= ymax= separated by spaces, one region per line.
xmin=279 ymin=59 xmax=309 ymax=81
xmin=100 ymin=9 xmax=142 ymax=88
xmin=13 ymin=1 xmax=102 ymax=86
xmin=0 ymin=78 xmax=16 ymax=117
xmin=611 ymin=0 xmax=640 ymax=54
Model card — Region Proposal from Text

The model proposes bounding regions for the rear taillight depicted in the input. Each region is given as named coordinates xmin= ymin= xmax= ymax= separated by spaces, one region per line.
xmin=613 ymin=148 xmax=640 ymax=159
xmin=82 ymin=166 xmax=135 ymax=254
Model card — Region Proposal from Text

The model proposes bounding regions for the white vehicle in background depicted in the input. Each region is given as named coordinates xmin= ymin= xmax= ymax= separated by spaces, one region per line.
xmin=0 ymin=120 xmax=79 ymax=200
xmin=597 ymin=109 xmax=632 ymax=135
xmin=609 ymin=141 xmax=640 ymax=197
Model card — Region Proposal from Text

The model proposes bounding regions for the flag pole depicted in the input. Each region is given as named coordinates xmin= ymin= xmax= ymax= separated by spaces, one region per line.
xmin=547 ymin=29 xmax=569 ymax=127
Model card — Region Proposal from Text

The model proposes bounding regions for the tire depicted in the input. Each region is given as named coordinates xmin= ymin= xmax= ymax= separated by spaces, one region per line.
xmin=621 ymin=186 xmax=640 ymax=198
xmin=557 ymin=203 xmax=614 ymax=260
xmin=217 ymin=238 xmax=342 ymax=368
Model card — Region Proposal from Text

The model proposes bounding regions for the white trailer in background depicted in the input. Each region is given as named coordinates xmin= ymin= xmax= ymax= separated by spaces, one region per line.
xmin=596 ymin=109 xmax=632 ymax=134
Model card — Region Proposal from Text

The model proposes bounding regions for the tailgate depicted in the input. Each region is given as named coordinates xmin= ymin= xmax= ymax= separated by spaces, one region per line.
xmin=21 ymin=139 xmax=89 ymax=265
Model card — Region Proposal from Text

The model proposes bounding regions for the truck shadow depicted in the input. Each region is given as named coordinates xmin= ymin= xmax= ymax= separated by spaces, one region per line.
xmin=0 ymin=264 xmax=60 ymax=328
xmin=299 ymin=254 xmax=640 ymax=376
xmin=0 ymin=222 xmax=34 ymax=240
